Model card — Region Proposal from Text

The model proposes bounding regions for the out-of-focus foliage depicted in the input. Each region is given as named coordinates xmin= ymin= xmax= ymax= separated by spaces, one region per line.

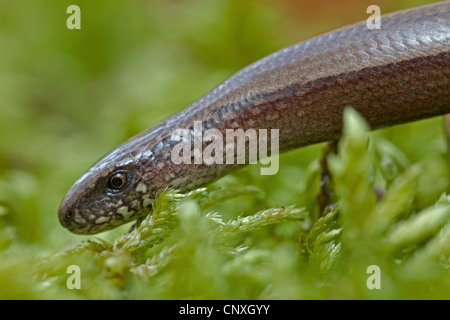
xmin=0 ymin=0 xmax=448 ymax=299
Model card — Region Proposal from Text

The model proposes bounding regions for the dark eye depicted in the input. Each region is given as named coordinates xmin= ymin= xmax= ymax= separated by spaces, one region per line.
xmin=107 ymin=171 xmax=129 ymax=191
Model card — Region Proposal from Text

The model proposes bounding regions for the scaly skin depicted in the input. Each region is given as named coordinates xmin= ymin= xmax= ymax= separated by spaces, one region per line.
xmin=59 ymin=2 xmax=450 ymax=234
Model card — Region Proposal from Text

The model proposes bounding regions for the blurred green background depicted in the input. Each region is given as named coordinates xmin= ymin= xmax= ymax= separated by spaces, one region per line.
xmin=0 ymin=0 xmax=447 ymax=299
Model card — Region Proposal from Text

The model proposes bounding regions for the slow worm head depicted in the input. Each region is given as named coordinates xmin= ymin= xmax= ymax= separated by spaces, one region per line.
xmin=59 ymin=2 xmax=450 ymax=234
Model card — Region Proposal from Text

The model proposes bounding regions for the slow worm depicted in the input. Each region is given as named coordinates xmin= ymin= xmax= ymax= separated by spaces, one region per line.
xmin=59 ymin=1 xmax=449 ymax=234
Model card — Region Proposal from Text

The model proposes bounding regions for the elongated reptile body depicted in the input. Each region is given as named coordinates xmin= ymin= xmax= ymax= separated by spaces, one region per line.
xmin=59 ymin=2 xmax=450 ymax=234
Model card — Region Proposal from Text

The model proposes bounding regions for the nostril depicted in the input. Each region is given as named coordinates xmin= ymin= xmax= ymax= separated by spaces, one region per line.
xmin=65 ymin=209 xmax=74 ymax=220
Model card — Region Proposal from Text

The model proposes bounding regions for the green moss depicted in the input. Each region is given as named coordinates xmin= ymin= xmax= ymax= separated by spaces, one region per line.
xmin=1 ymin=108 xmax=449 ymax=299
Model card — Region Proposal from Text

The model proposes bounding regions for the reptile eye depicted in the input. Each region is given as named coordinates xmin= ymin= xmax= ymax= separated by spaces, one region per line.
xmin=107 ymin=171 xmax=128 ymax=191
